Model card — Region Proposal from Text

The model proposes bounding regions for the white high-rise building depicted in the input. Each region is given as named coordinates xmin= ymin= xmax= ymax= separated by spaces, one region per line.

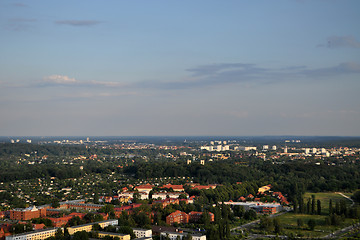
xmin=272 ymin=145 xmax=277 ymax=151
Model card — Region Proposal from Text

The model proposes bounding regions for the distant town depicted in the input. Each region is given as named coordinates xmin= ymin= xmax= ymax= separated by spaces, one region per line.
xmin=0 ymin=136 xmax=360 ymax=239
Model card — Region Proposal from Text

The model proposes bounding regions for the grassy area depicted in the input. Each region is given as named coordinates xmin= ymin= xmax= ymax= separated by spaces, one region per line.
xmin=272 ymin=192 xmax=358 ymax=238
xmin=275 ymin=213 xmax=356 ymax=238
xmin=303 ymin=192 xmax=353 ymax=215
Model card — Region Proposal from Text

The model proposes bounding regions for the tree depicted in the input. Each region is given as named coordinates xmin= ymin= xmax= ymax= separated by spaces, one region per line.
xmin=51 ymin=199 xmax=60 ymax=208
xmin=133 ymin=192 xmax=141 ymax=203
xmin=307 ymin=199 xmax=311 ymax=214
xmin=297 ymin=218 xmax=303 ymax=228
xmin=311 ymin=195 xmax=315 ymax=215
xmin=100 ymin=204 xmax=114 ymax=215
xmin=293 ymin=199 xmax=298 ymax=213
xmin=184 ymin=234 xmax=192 ymax=240
xmin=329 ymin=199 xmax=333 ymax=215
xmin=352 ymin=190 xmax=360 ymax=203
xmin=117 ymin=226 xmax=135 ymax=239
xmin=317 ymin=200 xmax=321 ymax=215
xmin=260 ymin=216 xmax=273 ymax=231
xmin=307 ymin=219 xmax=316 ymax=231
xmin=273 ymin=218 xmax=282 ymax=234
xmin=244 ymin=209 xmax=257 ymax=220
xmin=72 ymin=231 xmax=89 ymax=240
xmin=335 ymin=201 xmax=340 ymax=215
xmin=55 ymin=228 xmax=64 ymax=240
xmin=92 ymin=224 xmax=101 ymax=231
xmin=201 ymin=210 xmax=211 ymax=226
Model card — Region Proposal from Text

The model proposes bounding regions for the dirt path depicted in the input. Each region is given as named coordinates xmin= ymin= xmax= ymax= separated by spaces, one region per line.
xmin=336 ymin=192 xmax=354 ymax=207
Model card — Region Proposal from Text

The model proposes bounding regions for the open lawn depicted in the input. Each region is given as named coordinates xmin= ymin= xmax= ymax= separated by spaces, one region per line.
xmin=271 ymin=192 xmax=358 ymax=238
xmin=304 ymin=192 xmax=353 ymax=215
xmin=275 ymin=212 xmax=356 ymax=238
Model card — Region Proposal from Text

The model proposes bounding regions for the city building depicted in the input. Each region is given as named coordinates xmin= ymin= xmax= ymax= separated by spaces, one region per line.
xmin=10 ymin=206 xmax=47 ymax=221
xmin=5 ymin=228 xmax=60 ymax=240
xmin=166 ymin=211 xmax=189 ymax=225
xmin=132 ymin=228 xmax=152 ymax=239
xmin=161 ymin=184 xmax=184 ymax=192
xmin=188 ymin=212 xmax=214 ymax=223
xmin=160 ymin=232 xmax=206 ymax=240
xmin=135 ymin=184 xmax=154 ymax=193
xmin=97 ymin=232 xmax=130 ymax=240
xmin=67 ymin=219 xmax=118 ymax=235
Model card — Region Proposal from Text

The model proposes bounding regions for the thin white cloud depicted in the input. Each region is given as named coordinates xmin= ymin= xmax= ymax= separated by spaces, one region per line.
xmin=40 ymin=75 xmax=127 ymax=88
xmin=43 ymin=75 xmax=77 ymax=84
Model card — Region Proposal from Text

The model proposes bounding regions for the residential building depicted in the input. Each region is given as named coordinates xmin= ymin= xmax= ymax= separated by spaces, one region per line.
xmin=97 ymin=232 xmax=130 ymax=240
xmin=160 ymin=232 xmax=206 ymax=240
xmin=10 ymin=206 xmax=47 ymax=221
xmin=161 ymin=184 xmax=184 ymax=192
xmin=5 ymin=228 xmax=60 ymax=240
xmin=166 ymin=211 xmax=189 ymax=225
xmin=152 ymin=192 xmax=187 ymax=200
xmin=67 ymin=219 xmax=118 ymax=235
xmin=188 ymin=212 xmax=214 ymax=223
xmin=132 ymin=228 xmax=152 ymax=239
xmin=134 ymin=184 xmax=154 ymax=194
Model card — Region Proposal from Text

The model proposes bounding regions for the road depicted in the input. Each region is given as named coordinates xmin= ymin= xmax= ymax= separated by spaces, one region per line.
xmin=321 ymin=222 xmax=360 ymax=239
xmin=231 ymin=210 xmax=289 ymax=232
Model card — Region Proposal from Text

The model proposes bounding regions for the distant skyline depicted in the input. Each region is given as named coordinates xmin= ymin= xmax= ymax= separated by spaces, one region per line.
xmin=1 ymin=0 xmax=360 ymax=136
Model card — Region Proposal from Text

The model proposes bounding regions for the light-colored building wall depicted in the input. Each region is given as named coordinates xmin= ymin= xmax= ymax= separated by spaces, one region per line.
xmin=67 ymin=219 xmax=118 ymax=235
xmin=98 ymin=232 xmax=130 ymax=240
xmin=160 ymin=232 xmax=206 ymax=240
xmin=133 ymin=228 xmax=152 ymax=238
xmin=6 ymin=228 xmax=60 ymax=240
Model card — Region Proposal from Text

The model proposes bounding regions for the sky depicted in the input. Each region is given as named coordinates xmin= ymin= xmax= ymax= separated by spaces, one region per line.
xmin=1 ymin=0 xmax=360 ymax=136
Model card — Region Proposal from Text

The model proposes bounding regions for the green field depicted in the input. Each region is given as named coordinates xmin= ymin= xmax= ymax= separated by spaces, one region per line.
xmin=303 ymin=192 xmax=353 ymax=215
xmin=273 ymin=192 xmax=357 ymax=238
xmin=275 ymin=213 xmax=355 ymax=238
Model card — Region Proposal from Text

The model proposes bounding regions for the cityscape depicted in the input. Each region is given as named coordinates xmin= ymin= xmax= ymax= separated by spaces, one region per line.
xmin=1 ymin=0 xmax=360 ymax=239
xmin=0 ymin=136 xmax=360 ymax=239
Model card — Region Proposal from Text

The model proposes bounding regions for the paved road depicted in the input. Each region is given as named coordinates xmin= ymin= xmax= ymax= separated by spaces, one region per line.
xmin=231 ymin=210 xmax=289 ymax=231
xmin=321 ymin=222 xmax=360 ymax=239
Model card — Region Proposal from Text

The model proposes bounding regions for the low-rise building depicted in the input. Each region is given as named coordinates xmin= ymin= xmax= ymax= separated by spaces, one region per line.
xmin=132 ymin=228 xmax=152 ymax=239
xmin=10 ymin=206 xmax=47 ymax=221
xmin=166 ymin=211 xmax=189 ymax=225
xmin=5 ymin=228 xmax=60 ymax=240
xmin=97 ymin=232 xmax=130 ymax=240
xmin=188 ymin=212 xmax=214 ymax=223
xmin=160 ymin=231 xmax=206 ymax=240
xmin=67 ymin=219 xmax=118 ymax=235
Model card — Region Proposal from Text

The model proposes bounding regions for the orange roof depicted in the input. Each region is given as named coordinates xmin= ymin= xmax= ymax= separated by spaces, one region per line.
xmin=162 ymin=184 xmax=184 ymax=190
xmin=33 ymin=224 xmax=45 ymax=230
xmin=135 ymin=184 xmax=154 ymax=189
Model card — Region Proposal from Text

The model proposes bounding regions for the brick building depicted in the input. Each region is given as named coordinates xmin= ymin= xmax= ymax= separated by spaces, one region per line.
xmin=10 ymin=206 xmax=47 ymax=221
xmin=188 ymin=211 xmax=214 ymax=223
xmin=166 ymin=211 xmax=189 ymax=225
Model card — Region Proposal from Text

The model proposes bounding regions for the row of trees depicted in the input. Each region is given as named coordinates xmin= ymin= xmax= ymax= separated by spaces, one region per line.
xmin=293 ymin=195 xmax=321 ymax=215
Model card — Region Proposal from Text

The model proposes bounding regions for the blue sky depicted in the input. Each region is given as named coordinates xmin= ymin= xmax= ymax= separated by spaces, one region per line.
xmin=1 ymin=0 xmax=360 ymax=136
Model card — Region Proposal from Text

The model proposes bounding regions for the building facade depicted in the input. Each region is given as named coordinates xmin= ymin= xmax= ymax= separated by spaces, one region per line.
xmin=5 ymin=228 xmax=60 ymax=240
